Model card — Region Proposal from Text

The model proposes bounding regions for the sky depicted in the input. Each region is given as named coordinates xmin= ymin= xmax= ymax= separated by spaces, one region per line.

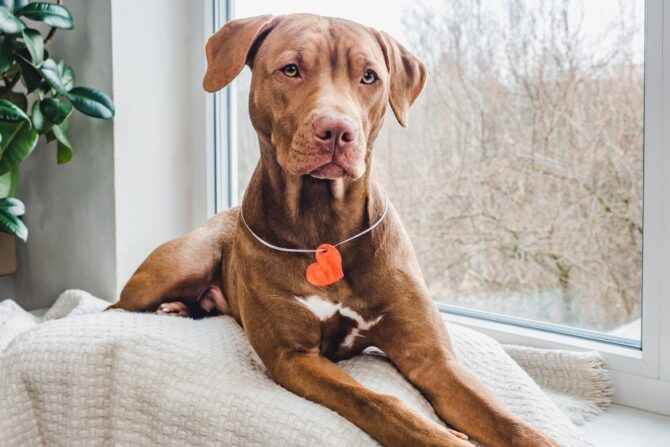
xmin=234 ymin=0 xmax=645 ymax=59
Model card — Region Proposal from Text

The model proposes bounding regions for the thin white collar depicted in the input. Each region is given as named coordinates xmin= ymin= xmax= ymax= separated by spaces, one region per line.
xmin=239 ymin=194 xmax=389 ymax=254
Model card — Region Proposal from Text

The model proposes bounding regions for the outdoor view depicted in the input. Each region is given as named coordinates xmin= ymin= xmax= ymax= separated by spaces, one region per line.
xmin=234 ymin=0 xmax=644 ymax=340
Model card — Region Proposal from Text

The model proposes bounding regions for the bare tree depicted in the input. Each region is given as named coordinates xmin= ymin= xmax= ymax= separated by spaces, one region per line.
xmin=374 ymin=0 xmax=643 ymax=332
xmin=236 ymin=0 xmax=643 ymax=334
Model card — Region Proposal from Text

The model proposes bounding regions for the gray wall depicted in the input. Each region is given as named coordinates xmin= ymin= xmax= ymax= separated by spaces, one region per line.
xmin=0 ymin=0 xmax=210 ymax=310
xmin=1 ymin=0 xmax=116 ymax=309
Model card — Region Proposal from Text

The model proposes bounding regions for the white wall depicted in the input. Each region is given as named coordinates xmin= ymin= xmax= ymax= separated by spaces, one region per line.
xmin=111 ymin=0 xmax=209 ymax=292
xmin=0 ymin=0 xmax=211 ymax=309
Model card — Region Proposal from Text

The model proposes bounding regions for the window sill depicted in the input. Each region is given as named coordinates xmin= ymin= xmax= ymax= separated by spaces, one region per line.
xmin=583 ymin=404 xmax=670 ymax=447
xmin=441 ymin=310 xmax=670 ymax=416
xmin=441 ymin=310 xmax=642 ymax=360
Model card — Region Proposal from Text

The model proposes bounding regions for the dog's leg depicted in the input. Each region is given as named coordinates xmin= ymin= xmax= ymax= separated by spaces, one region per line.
xmin=107 ymin=210 xmax=236 ymax=315
xmin=267 ymin=352 xmax=473 ymax=447
xmin=241 ymin=297 xmax=472 ymax=447
xmin=374 ymin=297 xmax=559 ymax=447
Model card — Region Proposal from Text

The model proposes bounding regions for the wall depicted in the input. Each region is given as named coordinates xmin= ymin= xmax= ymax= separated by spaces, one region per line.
xmin=8 ymin=0 xmax=116 ymax=309
xmin=111 ymin=0 xmax=209 ymax=292
xmin=0 ymin=0 xmax=211 ymax=309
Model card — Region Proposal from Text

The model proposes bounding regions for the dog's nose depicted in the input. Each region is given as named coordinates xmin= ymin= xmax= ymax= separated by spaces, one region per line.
xmin=313 ymin=116 xmax=356 ymax=151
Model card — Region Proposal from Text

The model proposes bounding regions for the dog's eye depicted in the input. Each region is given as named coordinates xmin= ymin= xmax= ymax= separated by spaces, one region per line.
xmin=282 ymin=64 xmax=299 ymax=77
xmin=361 ymin=70 xmax=378 ymax=85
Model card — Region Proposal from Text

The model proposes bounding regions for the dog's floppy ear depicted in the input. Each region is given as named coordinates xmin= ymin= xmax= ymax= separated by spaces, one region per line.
xmin=203 ymin=15 xmax=278 ymax=92
xmin=373 ymin=31 xmax=427 ymax=127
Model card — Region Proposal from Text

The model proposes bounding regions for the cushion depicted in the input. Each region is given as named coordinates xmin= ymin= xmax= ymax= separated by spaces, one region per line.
xmin=0 ymin=290 xmax=594 ymax=446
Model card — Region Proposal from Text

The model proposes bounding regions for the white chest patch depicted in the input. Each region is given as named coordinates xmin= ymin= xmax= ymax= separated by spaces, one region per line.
xmin=295 ymin=295 xmax=383 ymax=349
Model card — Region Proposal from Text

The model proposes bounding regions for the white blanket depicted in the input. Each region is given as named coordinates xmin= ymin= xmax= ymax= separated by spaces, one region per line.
xmin=0 ymin=290 xmax=607 ymax=446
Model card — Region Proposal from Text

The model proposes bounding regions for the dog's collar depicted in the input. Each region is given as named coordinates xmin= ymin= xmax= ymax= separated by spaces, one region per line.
xmin=239 ymin=194 xmax=389 ymax=254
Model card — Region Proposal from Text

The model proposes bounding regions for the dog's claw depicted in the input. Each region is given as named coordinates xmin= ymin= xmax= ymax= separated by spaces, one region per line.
xmin=448 ymin=428 xmax=468 ymax=440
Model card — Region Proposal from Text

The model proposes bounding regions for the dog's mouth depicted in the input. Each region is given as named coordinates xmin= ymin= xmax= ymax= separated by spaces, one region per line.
xmin=308 ymin=162 xmax=347 ymax=180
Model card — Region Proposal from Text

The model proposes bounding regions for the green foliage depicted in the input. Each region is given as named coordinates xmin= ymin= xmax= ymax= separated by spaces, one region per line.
xmin=0 ymin=1 xmax=115 ymax=240
xmin=0 ymin=196 xmax=27 ymax=241
xmin=66 ymin=87 xmax=114 ymax=119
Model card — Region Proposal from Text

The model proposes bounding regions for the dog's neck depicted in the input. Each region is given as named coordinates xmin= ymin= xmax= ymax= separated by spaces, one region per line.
xmin=241 ymin=139 xmax=384 ymax=250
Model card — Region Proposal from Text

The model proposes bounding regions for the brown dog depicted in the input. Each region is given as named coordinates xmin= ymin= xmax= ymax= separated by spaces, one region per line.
xmin=109 ymin=14 xmax=559 ymax=447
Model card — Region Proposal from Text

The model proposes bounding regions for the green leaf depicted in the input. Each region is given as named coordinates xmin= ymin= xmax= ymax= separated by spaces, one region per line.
xmin=0 ymin=120 xmax=21 ymax=150
xmin=0 ymin=196 xmax=24 ymax=215
xmin=0 ymin=98 xmax=29 ymax=123
xmin=0 ymin=170 xmax=11 ymax=197
xmin=0 ymin=38 xmax=13 ymax=73
xmin=0 ymin=207 xmax=27 ymax=241
xmin=6 ymin=91 xmax=26 ymax=112
xmin=40 ymin=97 xmax=72 ymax=124
xmin=15 ymin=53 xmax=42 ymax=92
xmin=0 ymin=5 xmax=25 ymax=34
xmin=21 ymin=27 xmax=43 ymax=64
xmin=7 ymin=166 xmax=17 ymax=195
xmin=56 ymin=140 xmax=71 ymax=164
xmin=66 ymin=87 xmax=115 ymax=119
xmin=31 ymin=99 xmax=50 ymax=133
xmin=0 ymin=122 xmax=37 ymax=175
xmin=39 ymin=57 xmax=64 ymax=92
xmin=0 ymin=1 xmax=12 ymax=10
xmin=15 ymin=2 xmax=73 ymax=29
xmin=51 ymin=123 xmax=72 ymax=164
xmin=57 ymin=59 xmax=74 ymax=90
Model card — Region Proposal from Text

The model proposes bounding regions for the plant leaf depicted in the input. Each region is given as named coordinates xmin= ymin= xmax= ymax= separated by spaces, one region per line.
xmin=0 ymin=170 xmax=10 ymax=197
xmin=0 ymin=5 xmax=25 ymax=34
xmin=0 ymin=98 xmax=29 ymax=123
xmin=39 ymin=57 xmax=65 ymax=93
xmin=21 ymin=27 xmax=43 ymax=64
xmin=0 ymin=207 xmax=27 ymax=241
xmin=31 ymin=99 xmax=50 ymax=133
xmin=7 ymin=91 xmax=26 ymax=112
xmin=8 ymin=166 xmax=17 ymax=195
xmin=51 ymin=123 xmax=72 ymax=164
xmin=57 ymin=59 xmax=74 ymax=91
xmin=15 ymin=53 xmax=42 ymax=92
xmin=0 ymin=37 xmax=13 ymax=73
xmin=40 ymin=97 xmax=72 ymax=124
xmin=0 ymin=150 xmax=19 ymax=198
xmin=0 ymin=120 xmax=21 ymax=150
xmin=66 ymin=87 xmax=115 ymax=119
xmin=15 ymin=2 xmax=73 ymax=29
xmin=56 ymin=140 xmax=71 ymax=164
xmin=0 ymin=122 xmax=37 ymax=175
xmin=0 ymin=196 xmax=24 ymax=215
xmin=0 ymin=1 xmax=12 ymax=11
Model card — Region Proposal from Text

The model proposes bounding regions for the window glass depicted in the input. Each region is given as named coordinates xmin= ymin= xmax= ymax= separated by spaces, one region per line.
xmin=234 ymin=0 xmax=644 ymax=342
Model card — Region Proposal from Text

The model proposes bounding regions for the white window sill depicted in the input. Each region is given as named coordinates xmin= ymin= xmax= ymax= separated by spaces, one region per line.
xmin=583 ymin=405 xmax=670 ymax=446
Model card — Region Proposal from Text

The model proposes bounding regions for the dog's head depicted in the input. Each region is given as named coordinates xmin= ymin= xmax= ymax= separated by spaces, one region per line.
xmin=203 ymin=14 xmax=426 ymax=180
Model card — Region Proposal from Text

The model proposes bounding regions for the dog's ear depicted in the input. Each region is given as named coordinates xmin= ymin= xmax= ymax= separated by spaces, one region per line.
xmin=203 ymin=15 xmax=278 ymax=92
xmin=373 ymin=31 xmax=427 ymax=127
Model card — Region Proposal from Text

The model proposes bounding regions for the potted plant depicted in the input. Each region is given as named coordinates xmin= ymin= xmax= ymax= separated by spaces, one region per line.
xmin=0 ymin=0 xmax=114 ymax=274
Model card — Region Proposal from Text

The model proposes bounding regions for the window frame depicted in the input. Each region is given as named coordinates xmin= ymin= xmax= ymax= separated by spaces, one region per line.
xmin=207 ymin=0 xmax=670 ymax=415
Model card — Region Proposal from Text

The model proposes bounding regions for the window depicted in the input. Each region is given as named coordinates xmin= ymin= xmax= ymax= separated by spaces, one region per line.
xmin=210 ymin=0 xmax=670 ymax=415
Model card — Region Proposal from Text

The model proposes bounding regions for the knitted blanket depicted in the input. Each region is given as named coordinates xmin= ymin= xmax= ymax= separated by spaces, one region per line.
xmin=0 ymin=290 xmax=609 ymax=446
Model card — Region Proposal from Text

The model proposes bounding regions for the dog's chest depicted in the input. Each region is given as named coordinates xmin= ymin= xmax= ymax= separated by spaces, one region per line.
xmin=294 ymin=295 xmax=382 ymax=360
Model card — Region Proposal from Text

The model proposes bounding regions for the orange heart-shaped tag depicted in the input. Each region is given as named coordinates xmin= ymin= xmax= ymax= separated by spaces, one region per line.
xmin=306 ymin=244 xmax=344 ymax=286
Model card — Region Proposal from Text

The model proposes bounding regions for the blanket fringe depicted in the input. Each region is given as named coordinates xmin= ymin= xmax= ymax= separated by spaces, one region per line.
xmin=504 ymin=345 xmax=613 ymax=424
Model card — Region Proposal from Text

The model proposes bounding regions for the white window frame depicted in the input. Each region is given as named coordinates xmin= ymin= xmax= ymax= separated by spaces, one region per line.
xmin=204 ymin=0 xmax=670 ymax=416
